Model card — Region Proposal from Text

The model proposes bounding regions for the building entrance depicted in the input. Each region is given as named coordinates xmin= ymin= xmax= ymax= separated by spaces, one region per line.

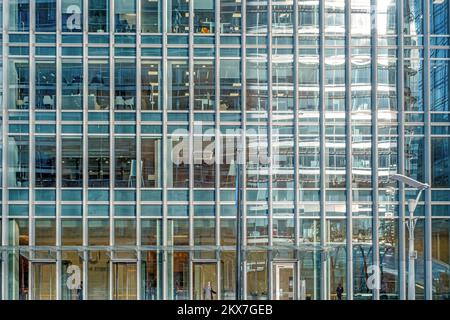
xmin=113 ymin=262 xmax=137 ymax=300
xmin=272 ymin=262 xmax=296 ymax=300
xmin=193 ymin=262 xmax=217 ymax=300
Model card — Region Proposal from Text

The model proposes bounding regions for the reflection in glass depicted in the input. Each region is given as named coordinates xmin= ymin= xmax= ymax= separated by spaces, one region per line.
xmin=115 ymin=0 xmax=136 ymax=32
xmin=194 ymin=60 xmax=215 ymax=110
xmin=272 ymin=3 xmax=293 ymax=34
xmin=220 ymin=60 xmax=241 ymax=111
xmin=246 ymin=59 xmax=268 ymax=111
xmin=62 ymin=137 xmax=83 ymax=187
xmin=88 ymin=137 xmax=110 ymax=187
xmin=432 ymin=219 xmax=450 ymax=300
xmin=88 ymin=61 xmax=110 ymax=110
xmin=8 ymin=219 xmax=29 ymax=300
xmin=247 ymin=252 xmax=268 ymax=300
xmin=404 ymin=0 xmax=423 ymax=35
xmin=36 ymin=61 xmax=56 ymax=110
xmin=115 ymin=137 xmax=137 ymax=187
xmin=141 ymin=61 xmax=160 ymax=110
xmin=194 ymin=0 xmax=215 ymax=33
xmin=246 ymin=2 xmax=268 ymax=34
xmin=431 ymin=137 xmax=450 ymax=188
xmin=430 ymin=60 xmax=449 ymax=112
xmin=115 ymin=61 xmax=136 ymax=110
xmin=35 ymin=136 xmax=56 ymax=187
xmin=405 ymin=137 xmax=424 ymax=183
xmin=404 ymin=60 xmax=423 ymax=111
xmin=430 ymin=0 xmax=448 ymax=35
xmin=142 ymin=137 xmax=161 ymax=188
xmin=169 ymin=0 xmax=189 ymax=33
xmin=36 ymin=0 xmax=56 ymax=32
xmin=8 ymin=59 xmax=29 ymax=110
xmin=9 ymin=0 xmax=29 ymax=32
xmin=141 ymin=0 xmax=161 ymax=33
xmin=88 ymin=0 xmax=109 ymax=32
xmin=62 ymin=0 xmax=82 ymax=32
xmin=62 ymin=60 xmax=83 ymax=110
xmin=220 ymin=0 xmax=241 ymax=33
xmin=167 ymin=137 xmax=189 ymax=188
xmin=8 ymin=136 xmax=29 ymax=187
xmin=168 ymin=61 xmax=189 ymax=110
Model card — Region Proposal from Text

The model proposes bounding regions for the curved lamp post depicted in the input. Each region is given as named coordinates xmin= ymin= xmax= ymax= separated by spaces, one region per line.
xmin=390 ymin=174 xmax=429 ymax=300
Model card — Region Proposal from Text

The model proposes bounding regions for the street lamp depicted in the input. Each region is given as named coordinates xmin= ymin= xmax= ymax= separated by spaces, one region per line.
xmin=390 ymin=174 xmax=430 ymax=300
xmin=229 ymin=146 xmax=244 ymax=300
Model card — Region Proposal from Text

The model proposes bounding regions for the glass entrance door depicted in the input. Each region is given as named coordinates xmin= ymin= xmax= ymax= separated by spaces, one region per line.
xmin=32 ymin=262 xmax=56 ymax=300
xmin=113 ymin=262 xmax=137 ymax=300
xmin=273 ymin=262 xmax=295 ymax=300
xmin=193 ymin=262 xmax=218 ymax=300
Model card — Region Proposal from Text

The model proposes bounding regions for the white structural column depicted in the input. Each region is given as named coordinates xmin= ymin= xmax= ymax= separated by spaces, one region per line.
xmin=1 ymin=0 xmax=9 ymax=301
xmin=344 ymin=0 xmax=354 ymax=300
xmin=371 ymin=0 xmax=380 ymax=301
xmin=397 ymin=0 xmax=407 ymax=300
xmin=423 ymin=0 xmax=433 ymax=301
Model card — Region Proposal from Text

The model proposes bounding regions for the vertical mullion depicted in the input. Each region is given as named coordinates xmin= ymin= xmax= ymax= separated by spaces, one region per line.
xmin=82 ymin=0 xmax=89 ymax=301
xmin=136 ymin=0 xmax=142 ymax=301
xmin=214 ymin=0 xmax=221 ymax=300
xmin=109 ymin=0 xmax=115 ymax=301
xmin=397 ymin=0 xmax=406 ymax=301
xmin=1 ymin=0 xmax=9 ymax=300
xmin=319 ymin=0 xmax=327 ymax=301
xmin=423 ymin=0 xmax=432 ymax=301
xmin=55 ymin=0 xmax=63 ymax=301
xmin=241 ymin=0 xmax=248 ymax=300
xmin=371 ymin=0 xmax=380 ymax=301
xmin=344 ymin=0 xmax=354 ymax=300
xmin=188 ymin=0 xmax=194 ymax=300
xmin=29 ymin=0 xmax=36 ymax=301
xmin=161 ymin=0 xmax=168 ymax=300
xmin=267 ymin=0 xmax=274 ymax=300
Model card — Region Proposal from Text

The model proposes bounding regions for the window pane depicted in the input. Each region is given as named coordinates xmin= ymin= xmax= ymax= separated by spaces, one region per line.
xmin=36 ymin=0 xmax=56 ymax=32
xmin=36 ymin=61 xmax=56 ymax=110
xmin=35 ymin=136 xmax=56 ymax=187
xmin=141 ymin=137 xmax=162 ymax=188
xmin=8 ymin=59 xmax=29 ymax=110
xmin=220 ymin=0 xmax=241 ymax=33
xmin=141 ymin=0 xmax=160 ymax=33
xmin=62 ymin=137 xmax=83 ymax=187
xmin=220 ymin=60 xmax=241 ymax=111
xmin=115 ymin=61 xmax=136 ymax=110
xmin=115 ymin=137 xmax=137 ymax=187
xmin=9 ymin=0 xmax=30 ymax=32
xmin=194 ymin=60 xmax=215 ymax=110
xmin=61 ymin=219 xmax=83 ymax=246
xmin=194 ymin=0 xmax=214 ymax=33
xmin=141 ymin=61 xmax=161 ymax=110
xmin=167 ymin=136 xmax=189 ymax=188
xmin=115 ymin=0 xmax=136 ymax=32
xmin=168 ymin=60 xmax=189 ymax=110
xmin=169 ymin=0 xmax=189 ymax=33
xmin=8 ymin=136 xmax=29 ymax=187
xmin=62 ymin=0 xmax=83 ymax=32
xmin=88 ymin=137 xmax=110 ymax=187
xmin=88 ymin=60 xmax=110 ymax=110
xmin=88 ymin=0 xmax=109 ymax=32
xmin=432 ymin=137 xmax=450 ymax=188
xmin=62 ymin=60 xmax=83 ymax=110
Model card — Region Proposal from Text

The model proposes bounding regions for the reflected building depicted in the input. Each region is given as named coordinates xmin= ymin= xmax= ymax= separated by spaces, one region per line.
xmin=0 ymin=0 xmax=449 ymax=300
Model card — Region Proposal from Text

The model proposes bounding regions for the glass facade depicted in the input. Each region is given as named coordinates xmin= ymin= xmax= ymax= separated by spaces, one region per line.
xmin=0 ymin=0 xmax=449 ymax=301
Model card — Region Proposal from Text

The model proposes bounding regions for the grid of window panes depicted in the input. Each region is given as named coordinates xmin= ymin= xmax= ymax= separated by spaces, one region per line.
xmin=0 ymin=0 xmax=449 ymax=301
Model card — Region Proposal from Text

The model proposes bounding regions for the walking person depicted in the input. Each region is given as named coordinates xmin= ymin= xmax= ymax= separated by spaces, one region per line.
xmin=203 ymin=281 xmax=217 ymax=300
xmin=336 ymin=283 xmax=344 ymax=300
